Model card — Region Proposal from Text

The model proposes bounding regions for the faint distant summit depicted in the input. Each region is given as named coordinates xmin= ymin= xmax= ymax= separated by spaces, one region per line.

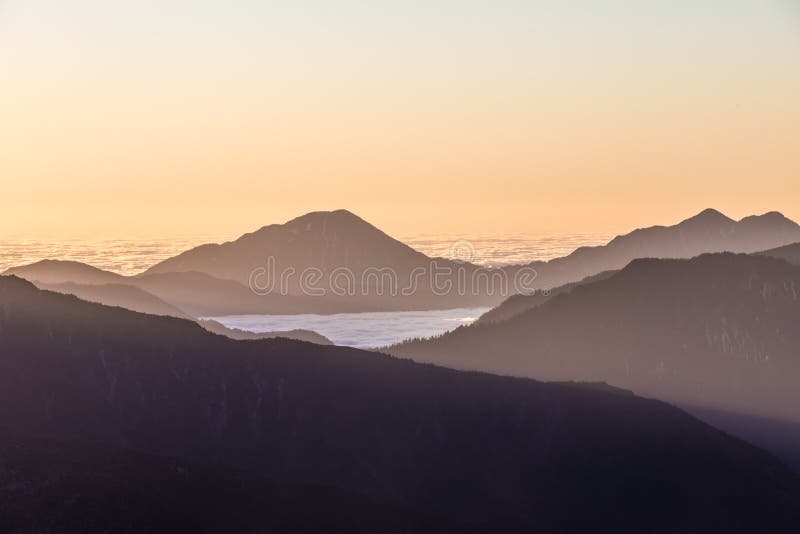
xmin=678 ymin=208 xmax=735 ymax=227
xmin=285 ymin=208 xmax=366 ymax=226
xmin=2 ymin=259 xmax=123 ymax=285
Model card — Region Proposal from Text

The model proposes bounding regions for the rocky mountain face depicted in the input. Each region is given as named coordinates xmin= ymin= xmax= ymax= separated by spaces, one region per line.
xmin=1 ymin=276 xmax=799 ymax=531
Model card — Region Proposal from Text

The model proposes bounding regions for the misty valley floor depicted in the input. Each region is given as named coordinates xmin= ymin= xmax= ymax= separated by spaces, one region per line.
xmin=207 ymin=307 xmax=489 ymax=348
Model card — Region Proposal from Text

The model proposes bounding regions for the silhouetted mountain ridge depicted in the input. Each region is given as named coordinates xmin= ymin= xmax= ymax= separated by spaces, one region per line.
xmin=6 ymin=209 xmax=800 ymax=313
xmin=758 ymin=242 xmax=800 ymax=266
xmin=513 ymin=209 xmax=800 ymax=291
xmin=5 ymin=262 xmax=335 ymax=344
xmin=4 ymin=259 xmax=125 ymax=285
xmin=142 ymin=209 xmax=477 ymax=309
xmin=475 ymin=270 xmax=618 ymax=325
xmin=391 ymin=253 xmax=800 ymax=469
xmin=1 ymin=275 xmax=799 ymax=531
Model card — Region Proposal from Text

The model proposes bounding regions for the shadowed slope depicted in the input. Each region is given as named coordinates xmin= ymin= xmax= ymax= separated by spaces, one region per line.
xmin=475 ymin=270 xmax=617 ymax=325
xmin=134 ymin=271 xmax=364 ymax=316
xmin=197 ymin=319 xmax=333 ymax=345
xmin=758 ymin=242 xmax=800 ymax=266
xmin=0 ymin=275 xmax=799 ymax=531
xmin=0 ymin=437 xmax=485 ymax=533
xmin=3 ymin=260 xmax=361 ymax=316
xmin=18 ymin=273 xmax=333 ymax=344
xmin=391 ymin=253 xmax=800 ymax=468
xmin=35 ymin=281 xmax=192 ymax=319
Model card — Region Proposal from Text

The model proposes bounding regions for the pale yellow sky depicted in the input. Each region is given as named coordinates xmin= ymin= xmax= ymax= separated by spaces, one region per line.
xmin=1 ymin=1 xmax=798 ymax=239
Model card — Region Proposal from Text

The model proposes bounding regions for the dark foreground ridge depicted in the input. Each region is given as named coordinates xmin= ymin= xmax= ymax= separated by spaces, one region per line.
xmin=1 ymin=275 xmax=800 ymax=532
xmin=0 ymin=437 xmax=503 ymax=533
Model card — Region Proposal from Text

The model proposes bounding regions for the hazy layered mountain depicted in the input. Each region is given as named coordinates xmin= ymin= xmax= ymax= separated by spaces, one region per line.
xmin=3 ymin=260 xmax=357 ymax=316
xmin=36 ymin=281 xmax=193 ymax=319
xmin=134 ymin=271 xmax=362 ymax=316
xmin=1 ymin=276 xmax=798 ymax=531
xmin=197 ymin=319 xmax=333 ymax=345
xmin=11 ymin=266 xmax=333 ymax=344
xmin=4 ymin=259 xmax=125 ymax=285
xmin=0 ymin=438 xmax=477 ymax=533
xmin=475 ymin=271 xmax=617 ymax=325
xmin=8 ymin=209 xmax=799 ymax=314
xmin=391 ymin=253 xmax=800 ymax=468
xmin=144 ymin=209 xmax=435 ymax=282
xmin=758 ymin=242 xmax=800 ymax=266
xmin=144 ymin=208 xmax=800 ymax=310
xmin=143 ymin=209 xmax=499 ymax=310
xmin=512 ymin=209 xmax=800 ymax=291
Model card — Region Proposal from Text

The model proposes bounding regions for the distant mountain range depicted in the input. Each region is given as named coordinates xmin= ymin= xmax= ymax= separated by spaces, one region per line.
xmin=144 ymin=207 xmax=800 ymax=303
xmin=507 ymin=208 xmax=800 ymax=290
xmin=3 ymin=260 xmax=333 ymax=344
xmin=5 ymin=208 xmax=800 ymax=315
xmin=390 ymin=253 xmax=800 ymax=469
xmin=2 ymin=260 xmax=359 ymax=316
xmin=1 ymin=275 xmax=798 ymax=531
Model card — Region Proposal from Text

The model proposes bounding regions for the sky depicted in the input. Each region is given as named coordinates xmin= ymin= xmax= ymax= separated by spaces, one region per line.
xmin=1 ymin=1 xmax=799 ymax=240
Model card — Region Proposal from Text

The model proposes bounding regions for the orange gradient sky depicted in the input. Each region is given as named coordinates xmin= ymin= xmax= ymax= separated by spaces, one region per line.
xmin=1 ymin=1 xmax=799 ymax=239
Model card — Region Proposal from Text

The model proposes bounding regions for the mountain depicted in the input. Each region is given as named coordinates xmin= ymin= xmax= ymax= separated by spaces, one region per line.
xmin=15 ymin=269 xmax=333 ymax=344
xmin=142 ymin=208 xmax=800 ymax=311
xmin=3 ymin=259 xmax=125 ymax=285
xmin=142 ymin=209 xmax=498 ymax=310
xmin=8 ymin=209 xmax=800 ymax=314
xmin=1 ymin=275 xmax=799 ymax=531
xmin=757 ymin=242 xmax=800 ymax=266
xmin=197 ymin=319 xmax=333 ymax=345
xmin=2 ymin=260 xmax=358 ymax=316
xmin=390 ymin=253 xmax=800 ymax=469
xmin=36 ymin=281 xmax=193 ymax=319
xmin=133 ymin=271 xmax=363 ymax=316
xmin=144 ymin=209 xmax=434 ymax=283
xmin=0 ymin=437 xmax=480 ymax=533
xmin=475 ymin=270 xmax=617 ymax=325
xmin=510 ymin=209 xmax=800 ymax=291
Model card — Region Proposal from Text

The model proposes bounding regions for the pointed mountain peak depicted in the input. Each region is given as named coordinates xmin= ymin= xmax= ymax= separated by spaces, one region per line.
xmin=285 ymin=209 xmax=364 ymax=226
xmin=679 ymin=208 xmax=735 ymax=226
xmin=277 ymin=209 xmax=382 ymax=236
xmin=243 ymin=210 xmax=369 ymax=239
